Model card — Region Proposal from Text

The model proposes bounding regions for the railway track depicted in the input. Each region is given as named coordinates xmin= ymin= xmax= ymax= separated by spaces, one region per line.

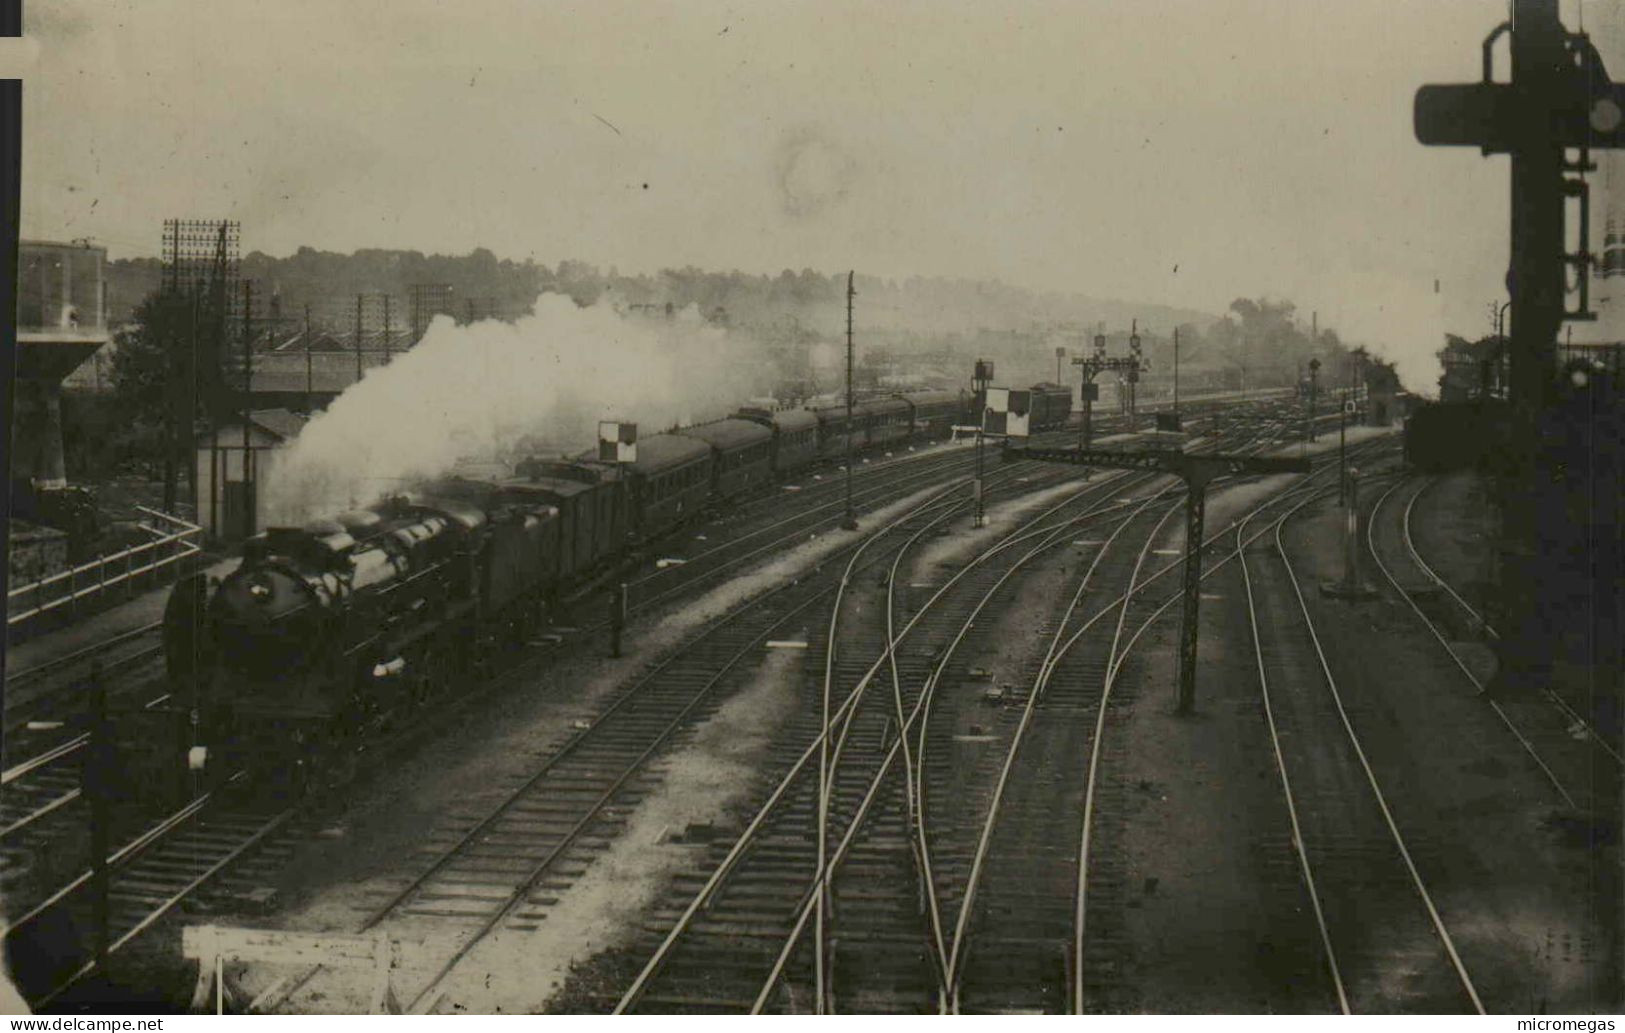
xmin=1237 ymin=473 xmax=1485 ymax=1013
xmin=1 ymin=627 xmax=172 ymax=896
xmin=233 ymin=451 xmax=1090 ymax=1014
xmin=611 ymin=462 xmax=1179 ymax=1013
xmin=1 ymin=684 xmax=183 ymax=934
xmin=11 ymin=398 xmax=1295 ymax=1013
xmin=1365 ymin=476 xmax=1619 ymax=810
xmin=4 ymin=770 xmax=298 ymax=1008
xmin=1 ymin=739 xmax=84 ymax=841
xmin=9 ymin=421 xmax=1084 ymax=1011
xmin=912 ymin=438 xmax=1399 ymax=1014
xmin=0 ymin=437 xmax=1007 ymax=988
xmin=4 ymin=624 xmax=165 ymax=736
xmin=939 ymin=439 xmax=1384 ymax=1014
xmin=606 ymin=417 xmax=1361 ymax=1013
xmin=1396 ymin=479 xmax=1622 ymax=770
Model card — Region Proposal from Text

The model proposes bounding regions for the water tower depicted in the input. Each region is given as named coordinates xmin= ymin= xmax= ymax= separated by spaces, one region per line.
xmin=14 ymin=240 xmax=110 ymax=490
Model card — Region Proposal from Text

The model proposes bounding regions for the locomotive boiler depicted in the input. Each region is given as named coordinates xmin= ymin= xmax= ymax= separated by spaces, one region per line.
xmin=166 ymin=487 xmax=561 ymax=785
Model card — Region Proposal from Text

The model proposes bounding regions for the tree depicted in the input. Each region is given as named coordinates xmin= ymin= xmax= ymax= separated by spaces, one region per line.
xmin=110 ymin=291 xmax=189 ymax=500
xmin=108 ymin=286 xmax=240 ymax=508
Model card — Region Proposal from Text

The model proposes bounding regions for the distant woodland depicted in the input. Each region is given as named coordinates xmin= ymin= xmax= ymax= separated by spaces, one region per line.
xmin=76 ymin=246 xmax=1393 ymax=490
xmin=104 ymin=247 xmax=1216 ymax=342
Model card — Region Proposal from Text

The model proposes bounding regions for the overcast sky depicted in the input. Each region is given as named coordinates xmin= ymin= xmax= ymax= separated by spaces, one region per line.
xmin=16 ymin=0 xmax=1621 ymax=386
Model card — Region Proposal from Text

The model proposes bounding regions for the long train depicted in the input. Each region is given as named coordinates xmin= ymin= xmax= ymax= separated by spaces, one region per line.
xmin=162 ymin=384 xmax=1071 ymax=786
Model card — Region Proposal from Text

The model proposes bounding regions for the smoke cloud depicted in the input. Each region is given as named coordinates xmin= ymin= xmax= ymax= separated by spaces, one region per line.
xmin=262 ymin=292 xmax=771 ymax=525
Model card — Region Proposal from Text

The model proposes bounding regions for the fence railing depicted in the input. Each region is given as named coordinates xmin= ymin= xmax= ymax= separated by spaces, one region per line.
xmin=7 ymin=507 xmax=204 ymax=630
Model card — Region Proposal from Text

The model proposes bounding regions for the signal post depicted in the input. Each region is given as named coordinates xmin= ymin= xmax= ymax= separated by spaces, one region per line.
xmin=1071 ymin=330 xmax=1147 ymax=449
xmin=1006 ymin=443 xmax=1309 ymax=713
xmin=1414 ymin=0 xmax=1625 ymax=696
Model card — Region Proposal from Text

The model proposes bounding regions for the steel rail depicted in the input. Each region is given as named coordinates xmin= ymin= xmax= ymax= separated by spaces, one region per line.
xmin=5 ymin=621 xmax=164 ymax=688
xmin=611 ymin=462 xmax=1129 ymax=1013
xmin=0 ymin=786 xmax=82 ymax=841
xmin=1 ymin=772 xmax=243 ymax=940
xmin=267 ymin=475 xmax=992 ymax=1015
xmin=901 ymin=471 xmax=1158 ymax=1000
xmin=616 ymin=404 xmax=1346 ymax=1013
xmin=761 ymin=473 xmax=1164 ymax=1012
xmin=611 ymin=497 xmax=985 ymax=1013
xmin=804 ymin=469 xmax=1150 ymax=999
xmin=802 ymin=458 xmax=1042 ymax=1010
xmin=805 ymin=468 xmax=1146 ymax=1009
xmin=953 ymin=442 xmax=1398 ymax=1012
xmin=942 ymin=430 xmax=1307 ymax=1010
xmin=32 ymin=801 xmax=294 ymax=1010
xmin=602 ymin=457 xmax=1043 ymax=629
xmin=1064 ymin=499 xmax=1181 ymax=1013
xmin=1399 ymin=478 xmax=1621 ymax=767
xmin=3 ymin=735 xmax=88 ymax=785
xmin=1277 ymin=485 xmax=1487 ymax=1014
xmin=940 ymin=492 xmax=1175 ymax=1010
xmin=257 ymin=461 xmax=1071 ymax=1013
xmin=1236 ymin=489 xmax=1353 ymax=1014
xmin=1366 ymin=478 xmax=1578 ymax=806
xmin=1058 ymin=457 xmax=1402 ymax=1012
xmin=1400 ymin=478 xmax=1501 ymax=639
xmin=403 ymin=499 xmax=942 ymax=1014
xmin=625 ymin=448 xmax=984 ymax=590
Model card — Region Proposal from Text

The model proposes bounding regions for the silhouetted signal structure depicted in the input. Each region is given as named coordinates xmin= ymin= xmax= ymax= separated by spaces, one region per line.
xmin=1414 ymin=0 xmax=1625 ymax=695
xmin=1005 ymin=444 xmax=1310 ymax=713
xmin=1071 ymin=331 xmax=1144 ymax=449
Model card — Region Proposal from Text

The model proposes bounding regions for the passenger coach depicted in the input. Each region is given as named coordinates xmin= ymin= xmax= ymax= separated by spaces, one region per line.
xmin=677 ymin=418 xmax=775 ymax=498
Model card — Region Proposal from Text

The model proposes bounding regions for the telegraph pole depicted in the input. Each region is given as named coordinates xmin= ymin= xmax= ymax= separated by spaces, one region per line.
xmin=1172 ymin=326 xmax=1180 ymax=418
xmin=382 ymin=294 xmax=393 ymax=364
xmin=842 ymin=271 xmax=858 ymax=531
xmin=304 ymin=303 xmax=313 ymax=413
xmin=354 ymin=293 xmax=364 ymax=385
xmin=241 ymin=279 xmax=254 ymax=539
xmin=1308 ymin=357 xmax=1320 ymax=442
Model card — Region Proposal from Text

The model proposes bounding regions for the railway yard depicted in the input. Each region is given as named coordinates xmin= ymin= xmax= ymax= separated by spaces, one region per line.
xmin=11 ymin=0 xmax=1625 ymax=1018
xmin=2 ymin=392 xmax=1616 ymax=1015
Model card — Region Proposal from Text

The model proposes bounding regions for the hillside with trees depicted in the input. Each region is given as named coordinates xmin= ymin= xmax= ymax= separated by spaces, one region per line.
xmin=105 ymin=247 xmax=1216 ymax=339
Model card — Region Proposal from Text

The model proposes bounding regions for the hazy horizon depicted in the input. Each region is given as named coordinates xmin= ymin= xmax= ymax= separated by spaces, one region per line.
xmin=17 ymin=0 xmax=1623 ymax=390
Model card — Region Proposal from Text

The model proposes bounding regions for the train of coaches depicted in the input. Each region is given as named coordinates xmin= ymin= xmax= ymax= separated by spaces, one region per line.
xmin=163 ymin=383 xmax=1073 ymax=780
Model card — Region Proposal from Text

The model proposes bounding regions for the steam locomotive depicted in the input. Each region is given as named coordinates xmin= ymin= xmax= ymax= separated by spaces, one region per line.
xmin=163 ymin=385 xmax=1073 ymax=785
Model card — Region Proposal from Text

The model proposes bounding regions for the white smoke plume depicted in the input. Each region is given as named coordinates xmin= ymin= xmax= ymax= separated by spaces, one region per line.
xmin=262 ymin=292 xmax=771 ymax=525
